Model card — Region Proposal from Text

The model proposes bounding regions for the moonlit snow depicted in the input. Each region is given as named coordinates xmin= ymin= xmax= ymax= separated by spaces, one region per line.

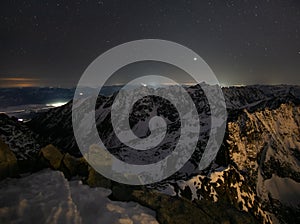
xmin=0 ymin=169 xmax=158 ymax=224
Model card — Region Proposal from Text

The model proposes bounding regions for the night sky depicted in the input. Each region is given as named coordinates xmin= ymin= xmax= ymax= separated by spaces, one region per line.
xmin=0 ymin=0 xmax=299 ymax=88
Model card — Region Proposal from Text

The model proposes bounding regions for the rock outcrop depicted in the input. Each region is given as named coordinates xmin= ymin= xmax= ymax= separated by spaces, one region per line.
xmin=0 ymin=138 xmax=18 ymax=180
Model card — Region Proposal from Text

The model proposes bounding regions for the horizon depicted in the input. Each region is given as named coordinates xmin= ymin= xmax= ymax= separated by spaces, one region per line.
xmin=0 ymin=81 xmax=299 ymax=89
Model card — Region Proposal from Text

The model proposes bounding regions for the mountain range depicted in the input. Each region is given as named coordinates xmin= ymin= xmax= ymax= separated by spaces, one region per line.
xmin=0 ymin=84 xmax=299 ymax=224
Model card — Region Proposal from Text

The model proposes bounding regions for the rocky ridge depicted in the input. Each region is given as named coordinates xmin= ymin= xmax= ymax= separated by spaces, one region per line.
xmin=0 ymin=84 xmax=299 ymax=223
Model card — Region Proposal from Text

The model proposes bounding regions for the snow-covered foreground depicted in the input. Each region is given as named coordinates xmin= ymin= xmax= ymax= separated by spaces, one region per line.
xmin=0 ymin=169 xmax=158 ymax=224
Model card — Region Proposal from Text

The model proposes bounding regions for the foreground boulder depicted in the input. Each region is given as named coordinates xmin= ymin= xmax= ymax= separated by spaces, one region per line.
xmin=0 ymin=138 xmax=18 ymax=180
xmin=36 ymin=144 xmax=88 ymax=179
xmin=86 ymin=166 xmax=112 ymax=188
xmin=38 ymin=144 xmax=63 ymax=169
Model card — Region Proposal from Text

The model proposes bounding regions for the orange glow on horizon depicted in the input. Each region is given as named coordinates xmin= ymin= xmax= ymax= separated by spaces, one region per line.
xmin=0 ymin=77 xmax=40 ymax=87
xmin=0 ymin=77 xmax=38 ymax=81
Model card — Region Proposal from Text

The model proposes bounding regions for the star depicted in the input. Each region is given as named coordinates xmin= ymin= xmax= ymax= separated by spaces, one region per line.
xmin=0 ymin=0 xmax=298 ymax=87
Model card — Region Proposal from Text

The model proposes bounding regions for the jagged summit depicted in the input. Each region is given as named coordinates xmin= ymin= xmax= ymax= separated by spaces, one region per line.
xmin=0 ymin=84 xmax=299 ymax=223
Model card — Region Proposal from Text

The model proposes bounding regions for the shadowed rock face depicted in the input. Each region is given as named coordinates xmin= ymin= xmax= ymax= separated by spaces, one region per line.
xmin=0 ymin=138 xmax=18 ymax=180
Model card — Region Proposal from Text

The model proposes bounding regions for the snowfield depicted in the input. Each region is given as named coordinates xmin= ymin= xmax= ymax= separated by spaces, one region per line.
xmin=0 ymin=169 xmax=158 ymax=224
